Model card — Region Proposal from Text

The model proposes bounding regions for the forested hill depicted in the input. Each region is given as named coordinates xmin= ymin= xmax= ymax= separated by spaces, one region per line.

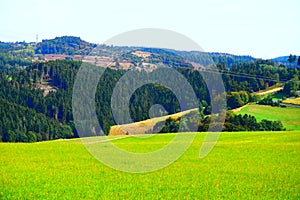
xmin=35 ymin=36 xmax=97 ymax=55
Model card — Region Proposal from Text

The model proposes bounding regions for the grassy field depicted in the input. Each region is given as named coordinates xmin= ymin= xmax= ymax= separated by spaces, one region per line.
xmin=236 ymin=104 xmax=300 ymax=130
xmin=1 ymin=131 xmax=299 ymax=199
xmin=283 ymin=97 xmax=300 ymax=105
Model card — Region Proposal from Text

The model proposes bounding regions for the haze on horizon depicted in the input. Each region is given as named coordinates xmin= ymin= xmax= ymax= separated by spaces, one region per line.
xmin=0 ymin=0 xmax=299 ymax=59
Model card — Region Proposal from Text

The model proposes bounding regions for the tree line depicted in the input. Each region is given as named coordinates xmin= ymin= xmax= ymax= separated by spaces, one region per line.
xmin=151 ymin=111 xmax=285 ymax=133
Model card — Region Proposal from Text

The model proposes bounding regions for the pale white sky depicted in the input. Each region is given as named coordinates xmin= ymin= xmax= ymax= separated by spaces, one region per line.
xmin=0 ymin=0 xmax=299 ymax=58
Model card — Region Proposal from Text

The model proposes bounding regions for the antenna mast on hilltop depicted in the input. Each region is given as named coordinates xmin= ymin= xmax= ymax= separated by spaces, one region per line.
xmin=36 ymin=34 xmax=39 ymax=45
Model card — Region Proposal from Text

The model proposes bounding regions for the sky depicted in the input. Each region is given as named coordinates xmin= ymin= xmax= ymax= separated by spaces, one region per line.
xmin=0 ymin=0 xmax=299 ymax=59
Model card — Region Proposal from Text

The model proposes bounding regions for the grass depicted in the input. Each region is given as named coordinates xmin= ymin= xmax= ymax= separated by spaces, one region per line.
xmin=283 ymin=97 xmax=300 ymax=105
xmin=1 ymin=131 xmax=299 ymax=199
xmin=236 ymin=104 xmax=300 ymax=130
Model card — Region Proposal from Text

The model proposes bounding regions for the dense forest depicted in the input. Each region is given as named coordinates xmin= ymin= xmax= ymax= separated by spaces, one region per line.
xmin=0 ymin=98 xmax=73 ymax=142
xmin=0 ymin=58 xmax=298 ymax=142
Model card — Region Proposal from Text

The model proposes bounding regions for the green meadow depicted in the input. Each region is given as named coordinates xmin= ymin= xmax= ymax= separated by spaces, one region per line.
xmin=1 ymin=131 xmax=299 ymax=199
xmin=236 ymin=104 xmax=300 ymax=130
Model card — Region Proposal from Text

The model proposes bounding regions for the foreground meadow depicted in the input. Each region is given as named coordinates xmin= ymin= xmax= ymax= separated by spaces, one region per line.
xmin=0 ymin=131 xmax=299 ymax=199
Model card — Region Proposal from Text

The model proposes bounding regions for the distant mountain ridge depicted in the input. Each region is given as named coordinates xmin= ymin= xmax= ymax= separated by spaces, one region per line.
xmin=271 ymin=56 xmax=299 ymax=68
xmin=0 ymin=36 xmax=298 ymax=69
xmin=34 ymin=36 xmax=259 ymax=68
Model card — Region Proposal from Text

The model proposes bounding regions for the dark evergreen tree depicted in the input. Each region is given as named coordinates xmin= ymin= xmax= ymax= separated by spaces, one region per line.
xmin=288 ymin=54 xmax=297 ymax=63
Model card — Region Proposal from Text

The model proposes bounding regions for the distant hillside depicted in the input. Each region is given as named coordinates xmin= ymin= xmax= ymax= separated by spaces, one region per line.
xmin=0 ymin=41 xmax=29 ymax=53
xmin=176 ymin=51 xmax=256 ymax=68
xmin=0 ymin=41 xmax=35 ymax=71
xmin=33 ymin=36 xmax=257 ymax=68
xmin=1 ymin=35 xmax=298 ymax=71
xmin=271 ymin=56 xmax=299 ymax=68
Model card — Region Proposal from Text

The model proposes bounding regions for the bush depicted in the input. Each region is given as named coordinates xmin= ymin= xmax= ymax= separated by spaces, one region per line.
xmin=5 ymin=130 xmax=17 ymax=142
xmin=27 ymin=131 xmax=37 ymax=142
